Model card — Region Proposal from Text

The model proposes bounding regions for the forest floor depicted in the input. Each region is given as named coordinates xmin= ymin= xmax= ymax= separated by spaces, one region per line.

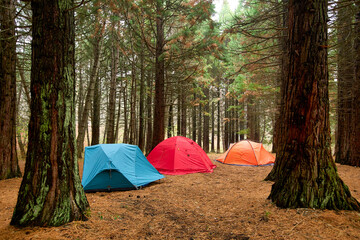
xmin=1 ymin=153 xmax=360 ymax=240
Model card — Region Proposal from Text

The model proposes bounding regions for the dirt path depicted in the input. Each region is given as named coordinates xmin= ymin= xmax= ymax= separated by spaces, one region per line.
xmin=0 ymin=154 xmax=359 ymax=239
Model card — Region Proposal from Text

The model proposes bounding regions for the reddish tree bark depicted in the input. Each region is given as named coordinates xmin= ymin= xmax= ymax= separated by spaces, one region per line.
xmin=268 ymin=0 xmax=359 ymax=210
xmin=0 ymin=0 xmax=21 ymax=179
xmin=11 ymin=0 xmax=89 ymax=226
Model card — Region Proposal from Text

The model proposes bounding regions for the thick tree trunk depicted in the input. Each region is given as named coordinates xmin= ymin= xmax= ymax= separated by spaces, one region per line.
xmin=267 ymin=0 xmax=359 ymax=210
xmin=106 ymin=45 xmax=119 ymax=143
xmin=0 ymin=0 xmax=21 ymax=179
xmin=151 ymin=1 xmax=166 ymax=150
xmin=335 ymin=1 xmax=354 ymax=165
xmin=349 ymin=4 xmax=360 ymax=167
xmin=11 ymin=0 xmax=89 ymax=226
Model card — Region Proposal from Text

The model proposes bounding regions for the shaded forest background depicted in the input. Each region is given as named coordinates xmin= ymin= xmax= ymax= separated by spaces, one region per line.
xmin=9 ymin=0 xmax=359 ymax=159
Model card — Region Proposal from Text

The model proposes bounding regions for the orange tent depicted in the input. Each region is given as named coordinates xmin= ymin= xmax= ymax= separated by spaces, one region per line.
xmin=216 ymin=140 xmax=275 ymax=166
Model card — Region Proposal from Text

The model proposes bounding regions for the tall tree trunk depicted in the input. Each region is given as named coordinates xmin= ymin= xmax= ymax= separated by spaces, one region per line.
xmin=203 ymin=87 xmax=210 ymax=152
xmin=11 ymin=0 xmax=89 ymax=226
xmin=192 ymin=93 xmax=197 ymax=142
xmin=114 ymin=70 xmax=122 ymax=142
xmin=167 ymin=104 xmax=173 ymax=138
xmin=335 ymin=1 xmax=354 ymax=164
xmin=272 ymin=0 xmax=288 ymax=153
xmin=211 ymin=92 xmax=215 ymax=152
xmin=16 ymin=85 xmax=26 ymax=158
xmin=91 ymin=76 xmax=100 ymax=145
xmin=254 ymin=102 xmax=260 ymax=142
xmin=177 ymin=98 xmax=181 ymax=136
xmin=217 ymin=87 xmax=221 ymax=152
xmin=17 ymin=56 xmax=31 ymax=106
xmin=77 ymin=64 xmax=85 ymax=132
xmin=239 ymin=101 xmax=245 ymax=140
xmin=122 ymin=69 xmax=129 ymax=143
xmin=267 ymin=0 xmax=359 ymax=210
xmin=0 ymin=0 xmax=21 ymax=179
xmin=180 ymin=88 xmax=187 ymax=137
xmin=138 ymin=46 xmax=145 ymax=150
xmin=106 ymin=45 xmax=119 ymax=143
xmin=76 ymin=17 xmax=104 ymax=157
xmin=145 ymin=71 xmax=153 ymax=154
xmin=129 ymin=60 xmax=137 ymax=144
xmin=349 ymin=3 xmax=360 ymax=167
xmin=151 ymin=1 xmax=166 ymax=150
xmin=224 ymin=93 xmax=229 ymax=149
xmin=197 ymin=103 xmax=202 ymax=147
xmin=247 ymin=95 xmax=257 ymax=141
xmin=234 ymin=99 xmax=239 ymax=143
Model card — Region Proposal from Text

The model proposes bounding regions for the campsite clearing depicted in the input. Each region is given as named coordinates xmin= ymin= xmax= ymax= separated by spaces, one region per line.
xmin=0 ymin=153 xmax=360 ymax=239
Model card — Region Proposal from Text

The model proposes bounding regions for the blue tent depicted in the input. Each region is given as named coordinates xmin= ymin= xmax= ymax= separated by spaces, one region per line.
xmin=82 ymin=144 xmax=164 ymax=192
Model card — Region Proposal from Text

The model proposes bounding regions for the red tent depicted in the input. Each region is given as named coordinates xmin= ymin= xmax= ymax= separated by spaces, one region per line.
xmin=147 ymin=136 xmax=216 ymax=175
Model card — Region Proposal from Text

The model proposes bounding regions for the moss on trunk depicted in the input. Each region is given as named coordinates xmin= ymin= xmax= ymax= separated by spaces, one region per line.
xmin=11 ymin=0 xmax=89 ymax=227
xmin=267 ymin=0 xmax=360 ymax=211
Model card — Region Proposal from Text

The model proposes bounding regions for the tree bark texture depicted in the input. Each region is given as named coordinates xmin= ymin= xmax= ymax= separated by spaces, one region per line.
xmin=167 ymin=104 xmax=173 ymax=138
xmin=122 ymin=70 xmax=129 ymax=143
xmin=138 ymin=46 xmax=145 ymax=150
xmin=272 ymin=0 xmax=288 ymax=154
xmin=91 ymin=76 xmax=100 ymax=145
xmin=106 ymin=44 xmax=119 ymax=143
xmin=192 ymin=93 xmax=197 ymax=142
xmin=211 ymin=92 xmax=215 ymax=152
xmin=217 ymin=88 xmax=221 ymax=152
xmin=145 ymin=71 xmax=153 ymax=154
xmin=268 ymin=0 xmax=359 ymax=210
xmin=335 ymin=1 xmax=354 ymax=165
xmin=0 ymin=0 xmax=21 ymax=179
xmin=349 ymin=3 xmax=360 ymax=167
xmin=151 ymin=1 xmax=166 ymax=150
xmin=203 ymin=87 xmax=210 ymax=152
xmin=197 ymin=103 xmax=202 ymax=147
xmin=129 ymin=60 xmax=137 ymax=144
xmin=11 ymin=0 xmax=89 ymax=226
xmin=180 ymin=87 xmax=187 ymax=137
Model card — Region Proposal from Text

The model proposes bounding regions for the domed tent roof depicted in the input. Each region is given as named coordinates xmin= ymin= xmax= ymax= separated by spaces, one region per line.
xmin=147 ymin=136 xmax=216 ymax=175
xmin=82 ymin=144 xmax=164 ymax=192
xmin=216 ymin=140 xmax=275 ymax=166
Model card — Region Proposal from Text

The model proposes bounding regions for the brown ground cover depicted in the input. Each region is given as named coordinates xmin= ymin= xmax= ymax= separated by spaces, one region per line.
xmin=1 ymin=153 xmax=360 ymax=239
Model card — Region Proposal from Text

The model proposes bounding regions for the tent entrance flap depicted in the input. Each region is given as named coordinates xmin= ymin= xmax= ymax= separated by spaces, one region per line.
xmin=84 ymin=170 xmax=136 ymax=192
